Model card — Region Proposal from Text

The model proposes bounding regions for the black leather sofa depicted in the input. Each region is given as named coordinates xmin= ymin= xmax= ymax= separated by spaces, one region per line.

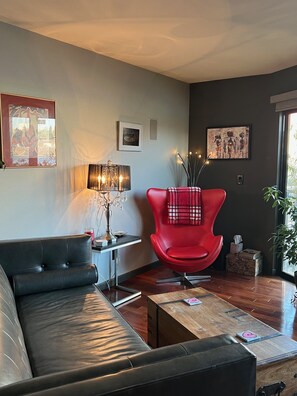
xmin=0 ymin=234 xmax=256 ymax=395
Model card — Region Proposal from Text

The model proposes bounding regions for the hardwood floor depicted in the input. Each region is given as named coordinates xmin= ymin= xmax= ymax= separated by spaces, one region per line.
xmin=104 ymin=266 xmax=297 ymax=342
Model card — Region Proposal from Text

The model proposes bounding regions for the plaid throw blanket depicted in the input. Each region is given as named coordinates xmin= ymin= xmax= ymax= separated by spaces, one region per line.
xmin=167 ymin=187 xmax=202 ymax=225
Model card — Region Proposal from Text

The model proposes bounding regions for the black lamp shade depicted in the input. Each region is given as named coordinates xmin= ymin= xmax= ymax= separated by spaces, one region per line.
xmin=87 ymin=163 xmax=131 ymax=192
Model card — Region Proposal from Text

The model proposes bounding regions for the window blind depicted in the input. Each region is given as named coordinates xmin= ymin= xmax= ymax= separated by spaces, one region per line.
xmin=270 ymin=90 xmax=297 ymax=112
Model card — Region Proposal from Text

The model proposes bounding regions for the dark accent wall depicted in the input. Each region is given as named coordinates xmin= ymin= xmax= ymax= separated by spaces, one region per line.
xmin=189 ymin=65 xmax=297 ymax=275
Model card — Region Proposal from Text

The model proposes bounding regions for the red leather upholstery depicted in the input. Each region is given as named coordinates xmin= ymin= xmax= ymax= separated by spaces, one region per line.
xmin=146 ymin=188 xmax=226 ymax=274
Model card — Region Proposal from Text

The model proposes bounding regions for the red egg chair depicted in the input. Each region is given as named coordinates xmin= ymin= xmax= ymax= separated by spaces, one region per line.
xmin=146 ymin=188 xmax=226 ymax=287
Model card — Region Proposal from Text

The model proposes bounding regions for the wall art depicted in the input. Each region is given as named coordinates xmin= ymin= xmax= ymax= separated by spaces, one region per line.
xmin=0 ymin=93 xmax=56 ymax=167
xmin=118 ymin=121 xmax=142 ymax=152
xmin=206 ymin=125 xmax=251 ymax=159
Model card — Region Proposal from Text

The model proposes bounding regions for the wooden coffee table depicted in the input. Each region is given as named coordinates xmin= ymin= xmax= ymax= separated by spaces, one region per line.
xmin=147 ymin=288 xmax=297 ymax=395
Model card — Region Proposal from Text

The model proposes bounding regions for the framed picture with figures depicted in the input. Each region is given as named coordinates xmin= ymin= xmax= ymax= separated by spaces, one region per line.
xmin=206 ymin=125 xmax=251 ymax=160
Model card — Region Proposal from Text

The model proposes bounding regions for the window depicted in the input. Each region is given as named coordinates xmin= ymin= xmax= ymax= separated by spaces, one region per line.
xmin=280 ymin=111 xmax=297 ymax=278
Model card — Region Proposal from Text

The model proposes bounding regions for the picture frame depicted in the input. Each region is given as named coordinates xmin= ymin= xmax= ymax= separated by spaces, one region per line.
xmin=0 ymin=93 xmax=56 ymax=168
xmin=118 ymin=121 xmax=143 ymax=152
xmin=206 ymin=125 xmax=251 ymax=160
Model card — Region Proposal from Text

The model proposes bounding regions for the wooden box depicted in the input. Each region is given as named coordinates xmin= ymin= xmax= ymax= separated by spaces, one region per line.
xmin=226 ymin=250 xmax=262 ymax=276
xmin=147 ymin=288 xmax=297 ymax=395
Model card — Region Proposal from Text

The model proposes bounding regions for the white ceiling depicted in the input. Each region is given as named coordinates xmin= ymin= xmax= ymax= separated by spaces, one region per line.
xmin=0 ymin=0 xmax=297 ymax=83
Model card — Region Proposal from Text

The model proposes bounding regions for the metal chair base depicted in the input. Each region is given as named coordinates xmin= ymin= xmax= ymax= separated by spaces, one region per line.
xmin=156 ymin=272 xmax=211 ymax=287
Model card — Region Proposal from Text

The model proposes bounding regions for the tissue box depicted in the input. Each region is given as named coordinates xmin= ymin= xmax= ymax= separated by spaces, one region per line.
xmin=230 ymin=242 xmax=243 ymax=254
xmin=226 ymin=251 xmax=262 ymax=276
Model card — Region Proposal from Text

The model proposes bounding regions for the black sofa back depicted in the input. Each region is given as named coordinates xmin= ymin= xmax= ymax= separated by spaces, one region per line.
xmin=0 ymin=234 xmax=92 ymax=277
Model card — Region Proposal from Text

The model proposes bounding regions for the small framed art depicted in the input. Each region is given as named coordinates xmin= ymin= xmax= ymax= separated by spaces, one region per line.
xmin=0 ymin=93 xmax=56 ymax=167
xmin=118 ymin=121 xmax=142 ymax=152
xmin=206 ymin=125 xmax=251 ymax=160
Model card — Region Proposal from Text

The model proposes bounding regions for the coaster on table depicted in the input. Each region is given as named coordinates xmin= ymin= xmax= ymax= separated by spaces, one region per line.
xmin=236 ymin=330 xmax=261 ymax=342
xmin=183 ymin=297 xmax=202 ymax=306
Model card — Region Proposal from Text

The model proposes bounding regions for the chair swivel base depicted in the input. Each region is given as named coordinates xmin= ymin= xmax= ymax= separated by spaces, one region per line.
xmin=156 ymin=272 xmax=211 ymax=287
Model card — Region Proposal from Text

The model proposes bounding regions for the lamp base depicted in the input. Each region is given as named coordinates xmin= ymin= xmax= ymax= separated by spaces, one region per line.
xmin=100 ymin=231 xmax=117 ymax=243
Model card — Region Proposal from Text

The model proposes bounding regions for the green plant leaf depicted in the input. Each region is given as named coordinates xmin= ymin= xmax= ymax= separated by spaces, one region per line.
xmin=263 ymin=185 xmax=297 ymax=266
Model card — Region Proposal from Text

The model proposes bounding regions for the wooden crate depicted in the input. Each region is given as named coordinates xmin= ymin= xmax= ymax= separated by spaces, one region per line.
xmin=226 ymin=252 xmax=262 ymax=276
xmin=147 ymin=288 xmax=297 ymax=395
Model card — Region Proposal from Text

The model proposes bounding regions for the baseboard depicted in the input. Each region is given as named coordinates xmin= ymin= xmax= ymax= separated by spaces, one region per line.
xmin=97 ymin=260 xmax=160 ymax=290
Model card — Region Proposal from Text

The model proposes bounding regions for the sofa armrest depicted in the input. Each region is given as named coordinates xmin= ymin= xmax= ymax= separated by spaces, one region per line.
xmin=0 ymin=335 xmax=256 ymax=396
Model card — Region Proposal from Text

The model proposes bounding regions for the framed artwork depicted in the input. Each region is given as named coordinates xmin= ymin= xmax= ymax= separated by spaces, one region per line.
xmin=206 ymin=125 xmax=251 ymax=159
xmin=0 ymin=93 xmax=56 ymax=167
xmin=118 ymin=121 xmax=142 ymax=152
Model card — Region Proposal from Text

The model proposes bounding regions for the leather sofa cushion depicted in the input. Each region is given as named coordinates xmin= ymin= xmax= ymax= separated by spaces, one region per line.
xmin=13 ymin=264 xmax=98 ymax=296
xmin=0 ymin=265 xmax=32 ymax=386
xmin=16 ymin=284 xmax=150 ymax=377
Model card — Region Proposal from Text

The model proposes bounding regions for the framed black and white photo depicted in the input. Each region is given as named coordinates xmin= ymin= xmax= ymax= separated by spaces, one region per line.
xmin=206 ymin=125 xmax=251 ymax=160
xmin=118 ymin=121 xmax=142 ymax=152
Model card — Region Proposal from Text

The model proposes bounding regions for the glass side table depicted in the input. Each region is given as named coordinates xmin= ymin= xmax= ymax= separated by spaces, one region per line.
xmin=92 ymin=235 xmax=141 ymax=307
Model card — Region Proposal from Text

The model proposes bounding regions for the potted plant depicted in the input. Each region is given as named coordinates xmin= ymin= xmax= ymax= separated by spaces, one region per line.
xmin=263 ymin=185 xmax=297 ymax=288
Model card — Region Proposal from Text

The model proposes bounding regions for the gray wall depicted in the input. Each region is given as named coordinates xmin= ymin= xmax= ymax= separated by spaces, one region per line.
xmin=3 ymin=19 xmax=297 ymax=277
xmin=0 ymin=22 xmax=189 ymax=282
xmin=189 ymin=66 xmax=297 ymax=274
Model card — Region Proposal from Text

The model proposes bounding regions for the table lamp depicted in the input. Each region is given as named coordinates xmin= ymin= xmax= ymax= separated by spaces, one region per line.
xmin=87 ymin=160 xmax=131 ymax=242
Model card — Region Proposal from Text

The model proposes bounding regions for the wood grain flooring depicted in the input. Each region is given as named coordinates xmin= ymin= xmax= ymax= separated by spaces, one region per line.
xmin=103 ymin=266 xmax=297 ymax=343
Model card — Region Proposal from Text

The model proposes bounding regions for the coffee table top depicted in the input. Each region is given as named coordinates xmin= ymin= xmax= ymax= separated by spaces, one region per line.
xmin=148 ymin=287 xmax=297 ymax=366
